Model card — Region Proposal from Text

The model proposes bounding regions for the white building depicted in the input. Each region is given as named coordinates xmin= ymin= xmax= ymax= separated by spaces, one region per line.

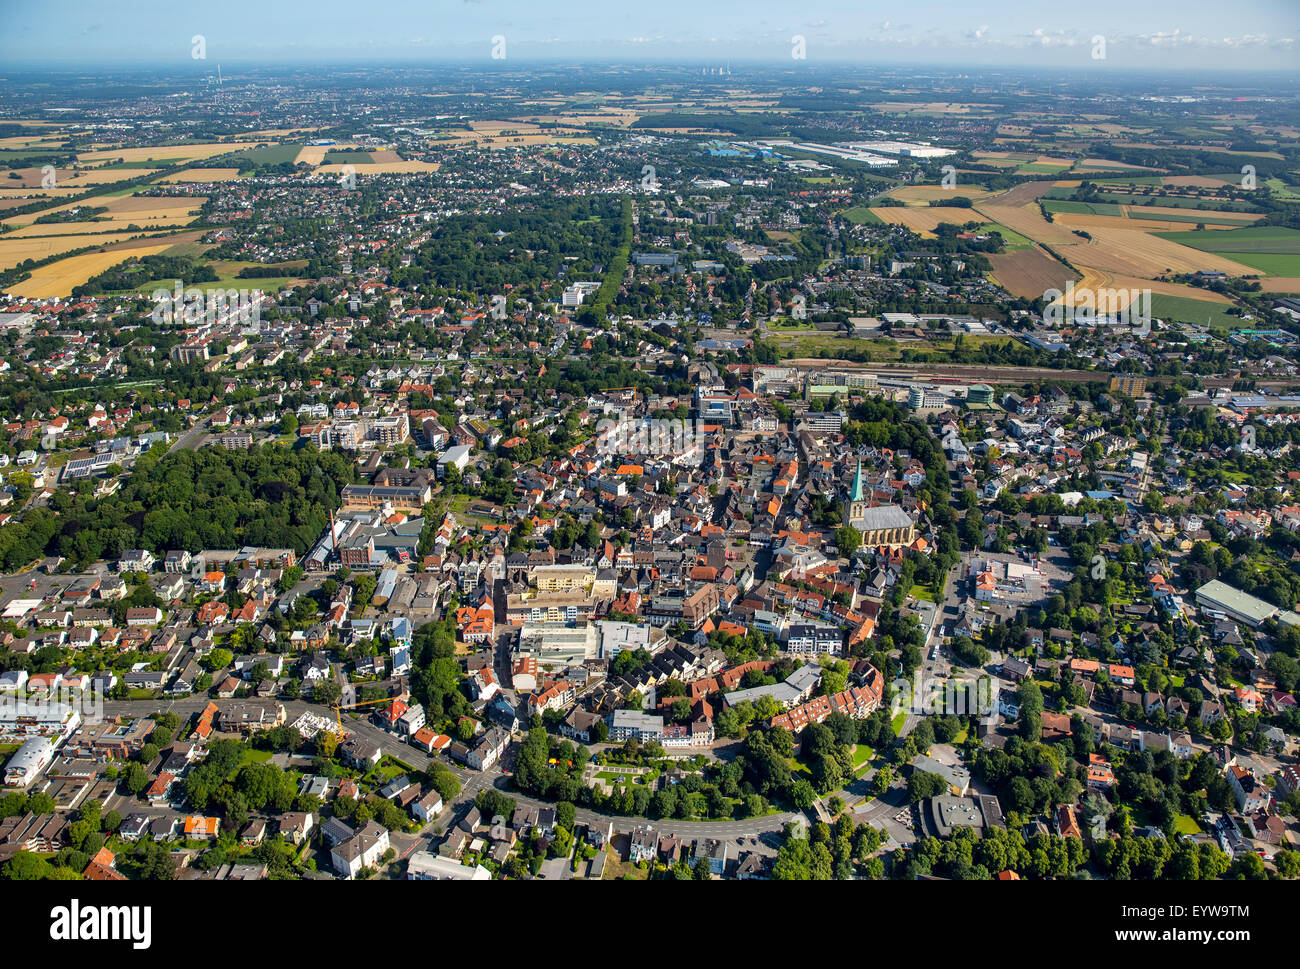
xmin=407 ymin=850 xmax=491 ymax=880
xmin=4 ymin=736 xmax=54 ymax=787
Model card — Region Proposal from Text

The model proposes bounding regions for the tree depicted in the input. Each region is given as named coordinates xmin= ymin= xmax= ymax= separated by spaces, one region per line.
xmin=202 ymin=648 xmax=233 ymax=672
xmin=907 ymin=771 xmax=947 ymax=803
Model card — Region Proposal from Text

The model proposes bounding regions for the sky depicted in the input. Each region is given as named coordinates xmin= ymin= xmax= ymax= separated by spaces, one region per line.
xmin=1 ymin=0 xmax=1297 ymax=71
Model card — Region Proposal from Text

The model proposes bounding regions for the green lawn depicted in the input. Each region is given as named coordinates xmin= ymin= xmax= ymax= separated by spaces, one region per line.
xmin=221 ymin=143 xmax=305 ymax=168
xmin=972 ymin=222 xmax=1035 ymax=249
xmin=322 ymin=150 xmax=376 ymax=164
xmin=1085 ymin=175 xmax=1166 ymax=187
xmin=1173 ymin=814 xmax=1202 ymax=835
xmin=841 ymin=206 xmax=883 ymax=225
xmin=892 ymin=712 xmax=906 ymax=736
xmin=1265 ymin=177 xmax=1300 ymax=200
xmin=1041 ymin=199 xmax=1126 ymax=217
xmin=1220 ymin=252 xmax=1300 ymax=276
xmin=852 ymin=745 xmax=876 ymax=768
xmin=1149 ymin=294 xmax=1244 ymax=331
xmin=1155 ymin=225 xmax=1300 ymax=254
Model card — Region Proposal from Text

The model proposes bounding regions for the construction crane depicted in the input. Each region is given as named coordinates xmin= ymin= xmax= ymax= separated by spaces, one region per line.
xmin=330 ymin=696 xmax=394 ymax=735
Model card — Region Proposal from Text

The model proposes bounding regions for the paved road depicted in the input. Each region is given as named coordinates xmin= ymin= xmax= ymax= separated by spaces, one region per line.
xmin=167 ymin=423 xmax=209 ymax=453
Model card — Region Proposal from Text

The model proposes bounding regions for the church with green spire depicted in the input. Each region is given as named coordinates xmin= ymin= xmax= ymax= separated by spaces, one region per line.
xmin=843 ymin=456 xmax=918 ymax=547
xmin=844 ymin=457 xmax=868 ymax=528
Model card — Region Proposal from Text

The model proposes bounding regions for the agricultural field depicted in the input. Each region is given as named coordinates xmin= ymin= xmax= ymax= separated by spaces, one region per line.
xmin=160 ymin=168 xmax=242 ymax=183
xmin=972 ymin=223 xmax=1035 ymax=250
xmin=880 ymin=184 xmax=998 ymax=206
xmin=4 ymin=241 xmax=176 ymax=298
xmin=986 ymin=247 xmax=1077 ymax=299
xmin=0 ymin=166 xmax=160 ymax=192
xmin=0 ymin=231 xmax=150 ymax=271
xmin=839 ymin=206 xmax=883 ymax=225
xmin=1149 ymin=294 xmax=1249 ymax=330
xmin=1154 ymin=226 xmax=1300 ymax=276
xmin=77 ymin=142 xmax=259 ymax=165
xmin=3 ymin=194 xmax=206 ymax=235
xmin=1065 ymin=227 xmax=1257 ymax=278
xmin=220 ymin=143 xmax=306 ymax=168
xmin=869 ymin=207 xmax=974 ymax=236
xmin=316 ymin=160 xmax=440 ymax=175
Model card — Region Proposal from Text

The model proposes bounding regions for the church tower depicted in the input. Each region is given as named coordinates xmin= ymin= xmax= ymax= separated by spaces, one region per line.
xmin=845 ymin=457 xmax=868 ymax=528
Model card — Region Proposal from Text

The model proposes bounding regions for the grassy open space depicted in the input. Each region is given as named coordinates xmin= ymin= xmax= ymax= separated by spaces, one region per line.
xmin=1155 ymin=225 xmax=1300 ymax=255
xmin=973 ymin=222 xmax=1035 ymax=249
xmin=840 ymin=206 xmax=884 ymax=225
xmin=220 ymin=143 xmax=304 ymax=168
xmin=1150 ymin=294 xmax=1244 ymax=330
xmin=1173 ymin=814 xmax=1202 ymax=835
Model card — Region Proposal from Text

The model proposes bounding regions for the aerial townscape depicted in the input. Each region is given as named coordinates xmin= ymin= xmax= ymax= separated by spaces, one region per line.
xmin=2 ymin=1 xmax=1300 ymax=898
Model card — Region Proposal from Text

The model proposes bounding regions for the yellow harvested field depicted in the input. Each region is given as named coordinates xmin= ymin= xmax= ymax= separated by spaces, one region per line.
xmin=7 ymin=222 xmax=168 ymax=238
xmin=316 ymin=160 xmax=440 ymax=175
xmin=1258 ymin=278 xmax=1300 ymax=293
xmin=970 ymin=155 xmax=1023 ymax=169
xmin=0 ymin=232 xmax=145 ymax=271
xmin=1120 ymin=204 xmax=1259 ymax=221
xmin=4 ymin=195 xmax=204 ymax=232
xmin=883 ymin=185 xmax=997 ymax=206
xmin=5 ymin=244 xmax=173 ymax=298
xmin=427 ymin=119 xmax=607 ymax=147
xmin=1162 ymin=175 xmax=1234 ymax=188
xmin=976 ymin=203 xmax=1081 ymax=247
xmin=0 ymin=185 xmax=105 ymax=201
xmin=1040 ymin=266 xmax=1216 ymax=311
xmin=1 ymin=166 xmax=159 ymax=189
xmin=1054 ymin=213 xmax=1248 ymax=233
xmin=1066 ymin=227 xmax=1258 ymax=278
xmin=160 ymin=168 xmax=242 ymax=183
xmin=1099 ymin=272 xmax=1233 ymax=304
xmin=294 ymin=145 xmax=361 ymax=166
xmin=77 ymin=142 xmax=257 ymax=164
xmin=525 ymin=109 xmax=641 ymax=127
xmin=0 ymin=135 xmax=67 ymax=149
xmin=870 ymin=207 xmax=971 ymax=236
xmin=1078 ymin=158 xmax=1155 ymax=170
xmin=874 ymin=102 xmax=991 ymax=114
xmin=103 ymin=195 xmax=205 ymax=215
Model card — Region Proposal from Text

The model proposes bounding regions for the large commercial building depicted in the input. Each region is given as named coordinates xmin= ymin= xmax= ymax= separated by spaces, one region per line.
xmin=515 ymin=621 xmax=601 ymax=669
xmin=341 ymin=468 xmax=435 ymax=511
xmin=1195 ymin=579 xmax=1300 ymax=629
xmin=4 ymin=736 xmax=55 ymax=787
xmin=607 ymin=710 xmax=664 ymax=742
